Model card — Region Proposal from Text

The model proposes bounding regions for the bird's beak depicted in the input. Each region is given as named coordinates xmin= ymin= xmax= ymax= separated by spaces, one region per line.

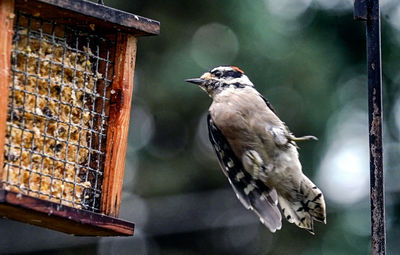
xmin=185 ymin=78 xmax=205 ymax=85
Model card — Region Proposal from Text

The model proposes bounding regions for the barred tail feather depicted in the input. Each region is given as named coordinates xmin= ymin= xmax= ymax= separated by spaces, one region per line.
xmin=279 ymin=175 xmax=326 ymax=234
xmin=302 ymin=175 xmax=326 ymax=224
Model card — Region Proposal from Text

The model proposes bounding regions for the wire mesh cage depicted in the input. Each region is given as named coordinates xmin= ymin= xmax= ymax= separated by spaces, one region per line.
xmin=0 ymin=0 xmax=159 ymax=236
xmin=5 ymin=11 xmax=113 ymax=212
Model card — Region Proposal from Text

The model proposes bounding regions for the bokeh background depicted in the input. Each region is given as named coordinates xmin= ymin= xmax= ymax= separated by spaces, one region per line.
xmin=2 ymin=0 xmax=400 ymax=254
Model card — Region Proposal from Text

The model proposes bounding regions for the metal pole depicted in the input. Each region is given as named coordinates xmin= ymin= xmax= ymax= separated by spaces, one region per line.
xmin=354 ymin=0 xmax=386 ymax=254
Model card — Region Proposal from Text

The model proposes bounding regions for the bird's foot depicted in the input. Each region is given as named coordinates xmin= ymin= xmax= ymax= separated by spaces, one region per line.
xmin=243 ymin=150 xmax=267 ymax=180
xmin=289 ymin=135 xmax=318 ymax=142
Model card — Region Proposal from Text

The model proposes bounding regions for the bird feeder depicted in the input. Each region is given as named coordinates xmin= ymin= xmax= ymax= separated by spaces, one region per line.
xmin=0 ymin=0 xmax=159 ymax=236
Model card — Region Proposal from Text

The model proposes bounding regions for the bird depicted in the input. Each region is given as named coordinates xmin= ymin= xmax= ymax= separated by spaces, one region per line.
xmin=186 ymin=66 xmax=326 ymax=234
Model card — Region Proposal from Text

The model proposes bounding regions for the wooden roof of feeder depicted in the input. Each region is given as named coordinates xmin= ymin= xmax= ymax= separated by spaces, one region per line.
xmin=15 ymin=0 xmax=160 ymax=36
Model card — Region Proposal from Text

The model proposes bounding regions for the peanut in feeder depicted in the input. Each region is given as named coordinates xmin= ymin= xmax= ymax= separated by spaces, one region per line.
xmin=0 ymin=0 xmax=160 ymax=236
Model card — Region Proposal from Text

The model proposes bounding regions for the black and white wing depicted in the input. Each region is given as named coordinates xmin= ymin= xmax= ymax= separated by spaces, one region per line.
xmin=207 ymin=113 xmax=282 ymax=232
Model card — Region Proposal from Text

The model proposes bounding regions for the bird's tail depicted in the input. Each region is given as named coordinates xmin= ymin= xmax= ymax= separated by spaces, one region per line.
xmin=278 ymin=175 xmax=326 ymax=234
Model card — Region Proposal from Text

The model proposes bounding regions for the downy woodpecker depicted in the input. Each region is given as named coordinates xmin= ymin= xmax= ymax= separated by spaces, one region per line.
xmin=186 ymin=66 xmax=326 ymax=234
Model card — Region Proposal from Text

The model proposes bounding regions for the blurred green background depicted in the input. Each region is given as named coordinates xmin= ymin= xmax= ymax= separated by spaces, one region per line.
xmin=2 ymin=0 xmax=400 ymax=254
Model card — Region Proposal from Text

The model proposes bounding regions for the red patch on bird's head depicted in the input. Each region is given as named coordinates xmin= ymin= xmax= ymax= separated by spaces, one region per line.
xmin=231 ymin=66 xmax=244 ymax=74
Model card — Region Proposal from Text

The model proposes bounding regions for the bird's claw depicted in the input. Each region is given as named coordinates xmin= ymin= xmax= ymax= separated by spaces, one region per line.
xmin=289 ymin=135 xmax=318 ymax=142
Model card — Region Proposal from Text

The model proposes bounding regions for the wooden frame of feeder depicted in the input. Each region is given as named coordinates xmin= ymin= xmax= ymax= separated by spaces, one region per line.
xmin=0 ymin=0 xmax=159 ymax=236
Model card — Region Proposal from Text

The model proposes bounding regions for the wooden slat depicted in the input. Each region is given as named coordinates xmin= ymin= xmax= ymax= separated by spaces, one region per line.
xmin=0 ymin=190 xmax=134 ymax=236
xmin=101 ymin=34 xmax=137 ymax=217
xmin=0 ymin=0 xmax=14 ymax=187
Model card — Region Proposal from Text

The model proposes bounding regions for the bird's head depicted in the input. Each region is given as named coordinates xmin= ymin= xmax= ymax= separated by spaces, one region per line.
xmin=186 ymin=66 xmax=254 ymax=97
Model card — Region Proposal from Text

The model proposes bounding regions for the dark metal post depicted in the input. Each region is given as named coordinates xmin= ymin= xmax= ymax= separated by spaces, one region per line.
xmin=354 ymin=0 xmax=386 ymax=254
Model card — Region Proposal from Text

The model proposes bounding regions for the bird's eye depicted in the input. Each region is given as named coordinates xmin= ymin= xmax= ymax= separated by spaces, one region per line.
xmin=213 ymin=71 xmax=222 ymax=78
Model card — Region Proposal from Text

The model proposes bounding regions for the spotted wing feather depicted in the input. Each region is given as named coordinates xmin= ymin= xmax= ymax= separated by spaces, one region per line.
xmin=207 ymin=113 xmax=282 ymax=232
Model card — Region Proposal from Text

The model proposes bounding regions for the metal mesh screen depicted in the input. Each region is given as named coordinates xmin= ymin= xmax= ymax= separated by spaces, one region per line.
xmin=2 ymin=11 xmax=115 ymax=212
